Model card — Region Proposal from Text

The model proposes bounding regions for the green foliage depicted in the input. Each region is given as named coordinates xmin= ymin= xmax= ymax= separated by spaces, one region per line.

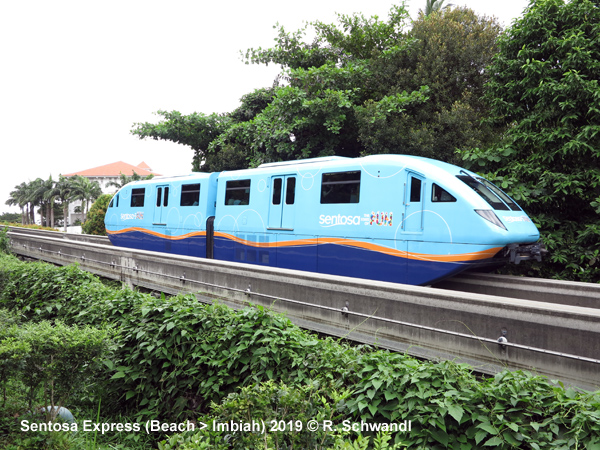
xmin=131 ymin=110 xmax=233 ymax=172
xmin=0 ymin=212 xmax=20 ymax=223
xmin=0 ymin=320 xmax=113 ymax=415
xmin=0 ymin=258 xmax=102 ymax=320
xmin=188 ymin=380 xmax=350 ymax=450
xmin=424 ymin=0 xmax=452 ymax=16
xmin=104 ymin=297 xmax=359 ymax=422
xmin=460 ymin=0 xmax=600 ymax=282
xmin=1 ymin=255 xmax=599 ymax=450
xmin=132 ymin=5 xmax=501 ymax=170
xmin=81 ymin=193 xmax=113 ymax=236
xmin=0 ymin=227 xmax=10 ymax=255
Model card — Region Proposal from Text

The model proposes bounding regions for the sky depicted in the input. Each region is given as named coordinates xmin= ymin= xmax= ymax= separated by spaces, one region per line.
xmin=0 ymin=0 xmax=531 ymax=214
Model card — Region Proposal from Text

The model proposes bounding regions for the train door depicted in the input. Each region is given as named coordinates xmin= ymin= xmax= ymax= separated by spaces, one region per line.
xmin=404 ymin=173 xmax=424 ymax=233
xmin=153 ymin=185 xmax=169 ymax=225
xmin=268 ymin=175 xmax=296 ymax=230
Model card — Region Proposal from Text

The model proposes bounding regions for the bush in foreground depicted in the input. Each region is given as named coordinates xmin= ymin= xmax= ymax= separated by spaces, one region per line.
xmin=0 ymin=254 xmax=599 ymax=449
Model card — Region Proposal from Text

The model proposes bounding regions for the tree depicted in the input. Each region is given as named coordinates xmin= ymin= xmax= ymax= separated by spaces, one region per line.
xmin=5 ymin=183 xmax=28 ymax=225
xmin=460 ymin=0 xmax=600 ymax=282
xmin=70 ymin=176 xmax=102 ymax=222
xmin=132 ymin=5 xmax=500 ymax=170
xmin=424 ymin=0 xmax=453 ymax=16
xmin=105 ymin=171 xmax=155 ymax=189
xmin=34 ymin=176 xmax=56 ymax=227
xmin=53 ymin=176 xmax=75 ymax=232
xmin=24 ymin=180 xmax=40 ymax=225
xmin=81 ymin=194 xmax=112 ymax=236
xmin=43 ymin=176 xmax=58 ymax=228
xmin=358 ymin=7 xmax=501 ymax=163
xmin=131 ymin=111 xmax=231 ymax=172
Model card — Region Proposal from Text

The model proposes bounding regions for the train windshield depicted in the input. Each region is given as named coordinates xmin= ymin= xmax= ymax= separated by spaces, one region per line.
xmin=457 ymin=175 xmax=521 ymax=211
xmin=478 ymin=178 xmax=522 ymax=211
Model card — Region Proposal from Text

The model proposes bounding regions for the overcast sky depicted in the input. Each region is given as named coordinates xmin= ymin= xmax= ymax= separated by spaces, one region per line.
xmin=0 ymin=0 xmax=531 ymax=214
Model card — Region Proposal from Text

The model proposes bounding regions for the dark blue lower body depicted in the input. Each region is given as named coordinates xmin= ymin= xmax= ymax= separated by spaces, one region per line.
xmin=108 ymin=230 xmax=478 ymax=286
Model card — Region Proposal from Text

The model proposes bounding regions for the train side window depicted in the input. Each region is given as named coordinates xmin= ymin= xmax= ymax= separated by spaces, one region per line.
xmin=131 ymin=188 xmax=145 ymax=207
xmin=272 ymin=178 xmax=282 ymax=205
xmin=116 ymin=194 xmax=119 ymax=207
xmin=225 ymin=179 xmax=251 ymax=205
xmin=163 ymin=187 xmax=169 ymax=207
xmin=321 ymin=171 xmax=361 ymax=204
xmin=410 ymin=177 xmax=422 ymax=203
xmin=432 ymin=184 xmax=456 ymax=202
xmin=156 ymin=187 xmax=162 ymax=207
xmin=286 ymin=177 xmax=296 ymax=205
xmin=181 ymin=184 xmax=200 ymax=206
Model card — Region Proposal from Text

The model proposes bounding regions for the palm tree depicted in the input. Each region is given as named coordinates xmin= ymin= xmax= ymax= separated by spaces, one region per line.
xmin=33 ymin=177 xmax=55 ymax=227
xmin=106 ymin=171 xmax=153 ymax=190
xmin=54 ymin=176 xmax=75 ymax=232
xmin=70 ymin=176 xmax=102 ymax=222
xmin=27 ymin=178 xmax=46 ymax=226
xmin=42 ymin=176 xmax=58 ymax=228
xmin=424 ymin=0 xmax=453 ymax=16
xmin=6 ymin=183 xmax=28 ymax=225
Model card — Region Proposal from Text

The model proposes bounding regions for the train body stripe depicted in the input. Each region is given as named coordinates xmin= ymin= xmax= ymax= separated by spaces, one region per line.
xmin=106 ymin=227 xmax=501 ymax=262
xmin=106 ymin=227 xmax=206 ymax=240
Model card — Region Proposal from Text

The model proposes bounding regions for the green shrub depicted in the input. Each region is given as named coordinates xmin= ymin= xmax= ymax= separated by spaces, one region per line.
xmin=0 ymin=320 xmax=114 ymax=413
xmin=0 ymin=258 xmax=103 ymax=321
xmin=1 ymin=255 xmax=599 ymax=450
xmin=82 ymin=194 xmax=113 ymax=236
xmin=0 ymin=227 xmax=10 ymax=255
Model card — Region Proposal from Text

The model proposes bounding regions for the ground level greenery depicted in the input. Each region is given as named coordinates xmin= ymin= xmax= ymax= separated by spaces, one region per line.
xmin=0 ymin=252 xmax=598 ymax=449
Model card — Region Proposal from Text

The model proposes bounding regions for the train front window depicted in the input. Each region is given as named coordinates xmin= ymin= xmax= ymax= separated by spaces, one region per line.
xmin=457 ymin=175 xmax=509 ymax=211
xmin=432 ymin=184 xmax=456 ymax=202
xmin=479 ymin=179 xmax=522 ymax=211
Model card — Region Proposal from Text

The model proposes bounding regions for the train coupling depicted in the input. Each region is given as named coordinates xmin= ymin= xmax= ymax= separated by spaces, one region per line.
xmin=507 ymin=242 xmax=547 ymax=264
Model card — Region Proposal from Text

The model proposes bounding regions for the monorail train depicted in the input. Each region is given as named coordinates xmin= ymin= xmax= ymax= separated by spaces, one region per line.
xmin=104 ymin=155 xmax=544 ymax=285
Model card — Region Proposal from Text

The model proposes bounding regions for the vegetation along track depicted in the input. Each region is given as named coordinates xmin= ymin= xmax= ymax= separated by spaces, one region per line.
xmin=6 ymin=226 xmax=600 ymax=391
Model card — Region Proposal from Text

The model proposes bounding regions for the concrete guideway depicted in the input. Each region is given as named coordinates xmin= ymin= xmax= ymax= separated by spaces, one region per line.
xmin=6 ymin=229 xmax=600 ymax=392
xmin=435 ymin=272 xmax=600 ymax=309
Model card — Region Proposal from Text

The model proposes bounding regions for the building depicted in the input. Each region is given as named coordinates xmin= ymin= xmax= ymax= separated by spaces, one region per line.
xmin=62 ymin=161 xmax=160 ymax=226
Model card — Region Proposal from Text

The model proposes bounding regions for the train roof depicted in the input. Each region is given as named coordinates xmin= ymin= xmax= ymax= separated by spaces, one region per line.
xmin=125 ymin=172 xmax=214 ymax=186
xmin=122 ymin=155 xmax=475 ymax=187
xmin=220 ymin=154 xmax=471 ymax=179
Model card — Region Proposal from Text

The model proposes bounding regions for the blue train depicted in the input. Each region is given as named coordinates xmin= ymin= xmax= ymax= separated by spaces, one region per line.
xmin=104 ymin=155 xmax=544 ymax=285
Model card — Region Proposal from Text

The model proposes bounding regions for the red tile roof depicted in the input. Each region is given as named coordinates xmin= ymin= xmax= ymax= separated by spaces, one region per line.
xmin=137 ymin=161 xmax=152 ymax=171
xmin=63 ymin=161 xmax=160 ymax=177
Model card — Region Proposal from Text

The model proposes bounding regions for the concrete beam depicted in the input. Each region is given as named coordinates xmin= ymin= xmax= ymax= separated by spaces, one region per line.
xmin=435 ymin=272 xmax=600 ymax=309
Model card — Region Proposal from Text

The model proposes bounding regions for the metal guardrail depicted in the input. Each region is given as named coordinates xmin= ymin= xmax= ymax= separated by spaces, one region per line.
xmin=6 ymin=229 xmax=600 ymax=391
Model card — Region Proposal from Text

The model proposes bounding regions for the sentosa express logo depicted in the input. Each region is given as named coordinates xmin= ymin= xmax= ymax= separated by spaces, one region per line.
xmin=319 ymin=212 xmax=393 ymax=227
xmin=121 ymin=212 xmax=144 ymax=220
xmin=319 ymin=214 xmax=362 ymax=227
